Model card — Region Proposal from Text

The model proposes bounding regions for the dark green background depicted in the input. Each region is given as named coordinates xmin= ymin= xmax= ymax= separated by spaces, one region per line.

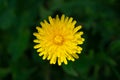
xmin=0 ymin=0 xmax=120 ymax=80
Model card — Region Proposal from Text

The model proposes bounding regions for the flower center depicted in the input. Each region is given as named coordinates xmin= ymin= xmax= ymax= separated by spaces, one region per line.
xmin=53 ymin=35 xmax=63 ymax=45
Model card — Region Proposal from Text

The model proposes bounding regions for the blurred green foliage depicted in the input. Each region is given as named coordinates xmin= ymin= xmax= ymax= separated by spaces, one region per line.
xmin=0 ymin=0 xmax=120 ymax=80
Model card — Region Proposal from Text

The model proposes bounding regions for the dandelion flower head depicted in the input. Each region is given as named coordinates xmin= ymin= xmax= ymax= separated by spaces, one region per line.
xmin=33 ymin=14 xmax=85 ymax=66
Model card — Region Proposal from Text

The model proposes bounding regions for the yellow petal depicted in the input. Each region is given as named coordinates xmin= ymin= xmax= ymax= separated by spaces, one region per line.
xmin=68 ymin=17 xmax=73 ymax=23
xmin=73 ymin=25 xmax=82 ymax=33
xmin=61 ymin=14 xmax=65 ymax=22
xmin=34 ymin=44 xmax=41 ymax=49
xmin=48 ymin=16 xmax=54 ymax=25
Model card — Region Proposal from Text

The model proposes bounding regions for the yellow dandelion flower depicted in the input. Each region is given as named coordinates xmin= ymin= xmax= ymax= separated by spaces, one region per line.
xmin=33 ymin=14 xmax=85 ymax=66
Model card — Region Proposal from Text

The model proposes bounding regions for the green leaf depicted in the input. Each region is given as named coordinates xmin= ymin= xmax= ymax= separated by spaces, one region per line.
xmin=0 ymin=9 xmax=16 ymax=30
xmin=18 ymin=11 xmax=35 ymax=28
xmin=39 ymin=6 xmax=53 ymax=20
xmin=10 ymin=60 xmax=36 ymax=80
xmin=95 ymin=52 xmax=116 ymax=66
xmin=62 ymin=62 xmax=78 ymax=77
xmin=104 ymin=66 xmax=111 ymax=77
xmin=109 ymin=40 xmax=120 ymax=54
xmin=0 ymin=68 xmax=10 ymax=78
xmin=73 ymin=57 xmax=92 ymax=76
xmin=8 ymin=28 xmax=30 ymax=61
